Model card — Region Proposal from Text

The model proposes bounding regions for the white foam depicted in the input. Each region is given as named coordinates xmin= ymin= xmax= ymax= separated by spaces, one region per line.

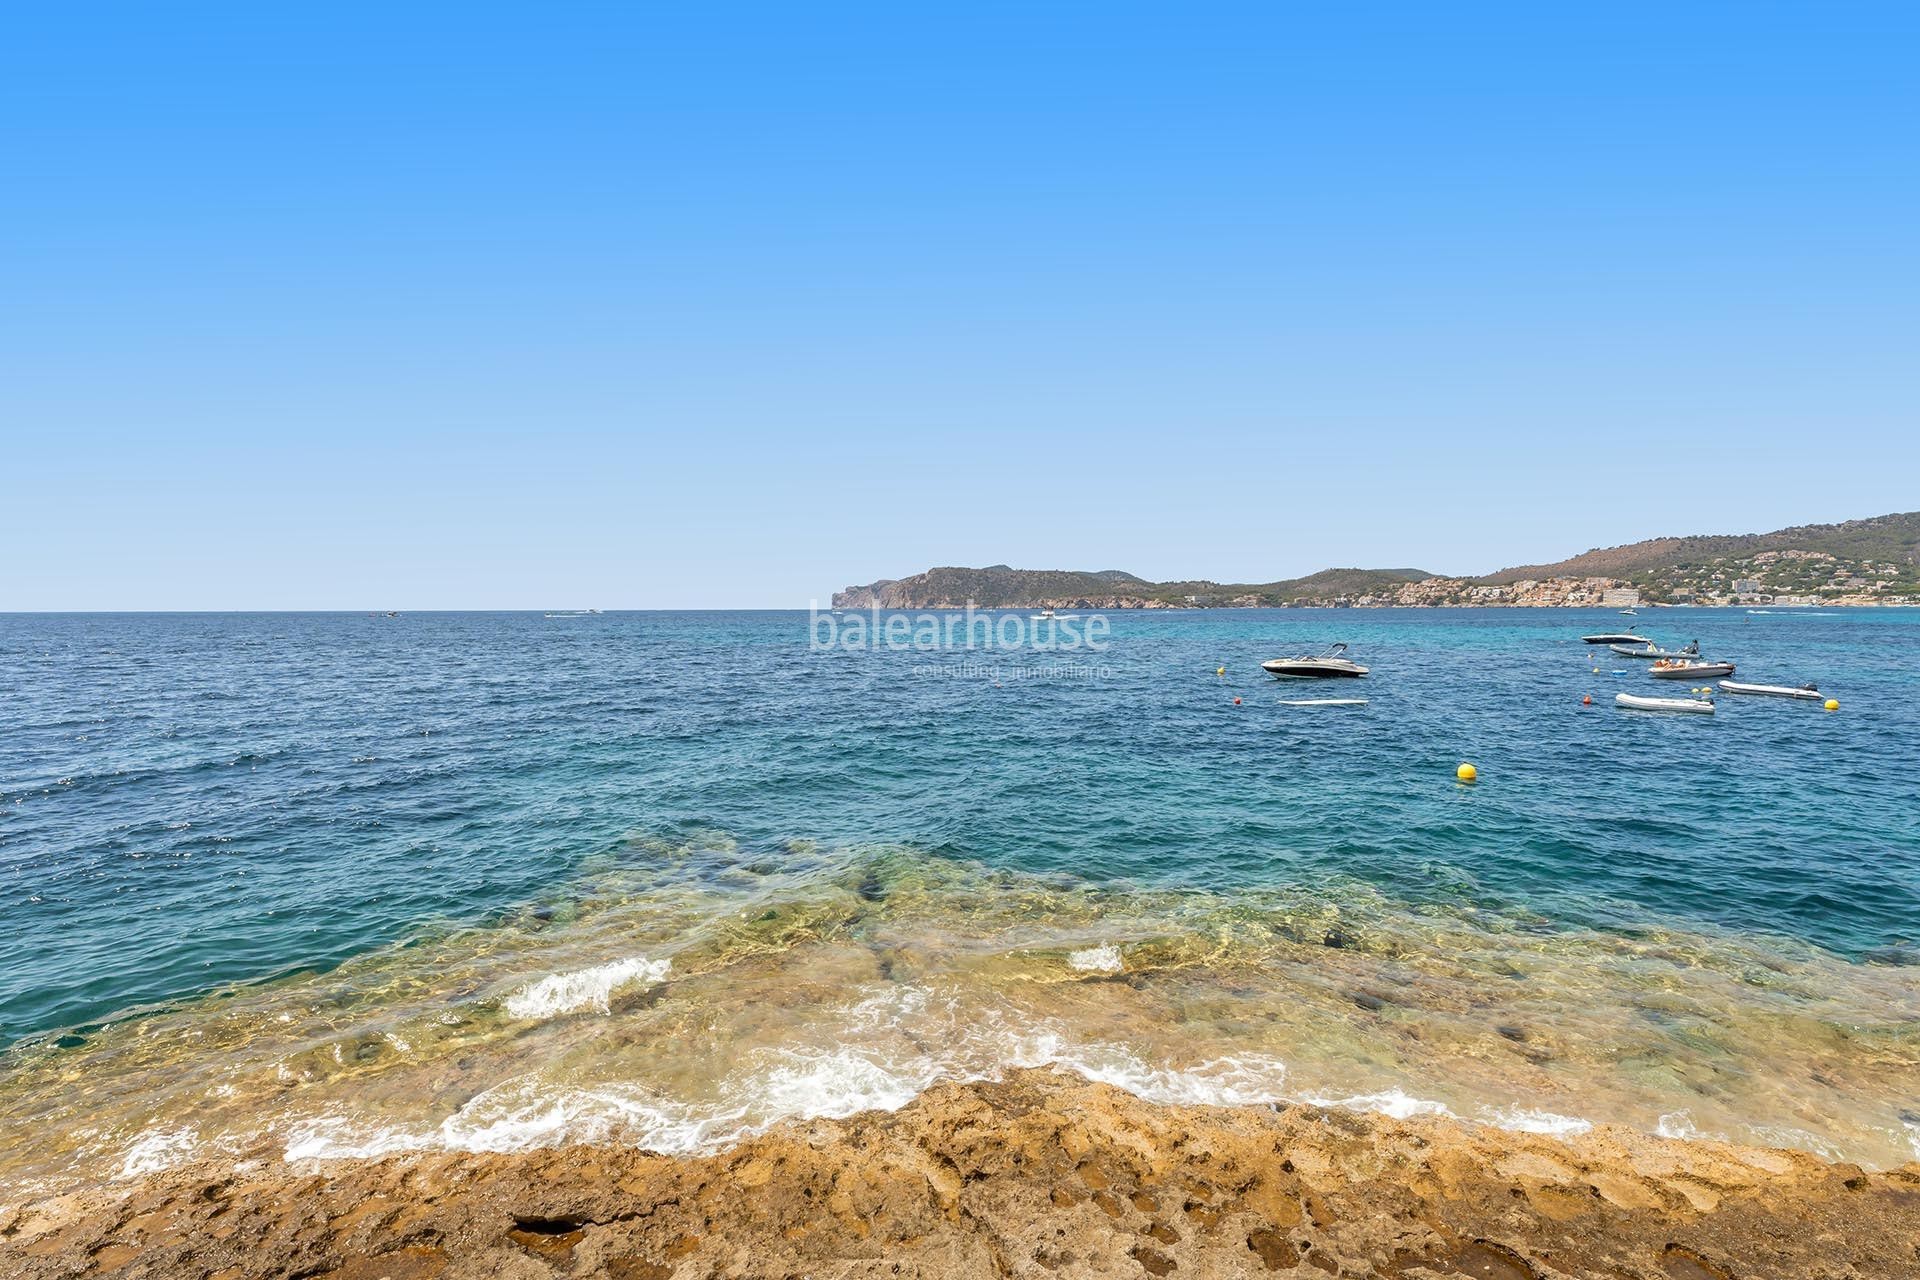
xmin=274 ymin=981 xmax=1619 ymax=1167
xmin=283 ymin=988 xmax=1295 ymax=1164
xmin=1656 ymin=1111 xmax=1701 ymax=1140
xmin=117 ymin=1127 xmax=198 ymax=1179
xmin=285 ymin=1082 xmax=729 ymax=1161
xmin=1067 ymin=944 xmax=1124 ymax=974
xmin=1012 ymin=1035 xmax=1290 ymax=1108
xmin=1483 ymin=1106 xmax=1593 ymax=1138
xmin=502 ymin=956 xmax=670 ymax=1019
xmin=753 ymin=1049 xmax=935 ymax=1122
xmin=1302 ymin=1088 xmax=1454 ymax=1121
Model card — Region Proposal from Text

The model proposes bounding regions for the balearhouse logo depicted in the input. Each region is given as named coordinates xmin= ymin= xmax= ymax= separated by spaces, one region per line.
xmin=809 ymin=602 xmax=1110 ymax=652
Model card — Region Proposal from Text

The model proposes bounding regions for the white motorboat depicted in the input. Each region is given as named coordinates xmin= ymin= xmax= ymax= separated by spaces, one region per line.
xmin=1030 ymin=609 xmax=1080 ymax=620
xmin=1262 ymin=643 xmax=1368 ymax=679
xmin=1649 ymin=659 xmax=1735 ymax=680
xmin=1616 ymin=693 xmax=1714 ymax=714
xmin=1583 ymin=633 xmax=1650 ymax=645
xmin=1611 ymin=641 xmax=1701 ymax=659
xmin=1718 ymin=680 xmax=1824 ymax=700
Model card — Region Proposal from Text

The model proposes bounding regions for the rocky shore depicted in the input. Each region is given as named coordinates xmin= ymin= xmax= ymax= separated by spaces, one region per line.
xmin=6 ymin=1070 xmax=1917 ymax=1279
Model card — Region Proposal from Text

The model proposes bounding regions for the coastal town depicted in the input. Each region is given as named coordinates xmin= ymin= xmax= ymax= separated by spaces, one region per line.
xmin=1275 ymin=549 xmax=1915 ymax=608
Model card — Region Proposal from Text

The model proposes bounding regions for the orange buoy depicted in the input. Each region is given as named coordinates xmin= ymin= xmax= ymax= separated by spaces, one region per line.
xmin=1233 ymin=697 xmax=1242 ymax=705
xmin=1582 ymin=695 xmax=1592 ymax=705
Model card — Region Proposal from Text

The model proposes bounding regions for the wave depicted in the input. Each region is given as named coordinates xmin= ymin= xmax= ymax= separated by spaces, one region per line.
xmin=271 ymin=983 xmax=1596 ymax=1170
xmin=116 ymin=1126 xmax=199 ymax=1179
xmin=501 ymin=956 xmax=671 ymax=1019
xmin=1066 ymin=943 xmax=1123 ymax=973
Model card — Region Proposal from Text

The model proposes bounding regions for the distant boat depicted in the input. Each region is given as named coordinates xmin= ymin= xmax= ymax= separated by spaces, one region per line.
xmin=1583 ymin=632 xmax=1650 ymax=645
xmin=1619 ymin=607 xmax=1638 ymax=616
xmin=1611 ymin=641 xmax=1700 ymax=659
xmin=1262 ymin=643 xmax=1369 ymax=679
xmin=1718 ymin=680 xmax=1823 ymax=700
xmin=1649 ymin=659 xmax=1736 ymax=679
xmin=1030 ymin=609 xmax=1080 ymax=620
xmin=1616 ymin=692 xmax=1714 ymax=714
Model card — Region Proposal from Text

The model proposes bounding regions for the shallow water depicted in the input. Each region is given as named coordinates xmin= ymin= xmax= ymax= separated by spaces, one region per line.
xmin=2 ymin=608 xmax=1917 ymax=1190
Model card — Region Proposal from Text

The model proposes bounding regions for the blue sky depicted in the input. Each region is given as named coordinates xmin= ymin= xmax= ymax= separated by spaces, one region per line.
xmin=4 ymin=3 xmax=1915 ymax=608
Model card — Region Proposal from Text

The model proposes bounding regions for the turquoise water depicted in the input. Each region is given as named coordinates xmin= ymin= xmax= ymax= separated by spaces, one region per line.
xmin=2 ymin=608 xmax=1917 ymax=1184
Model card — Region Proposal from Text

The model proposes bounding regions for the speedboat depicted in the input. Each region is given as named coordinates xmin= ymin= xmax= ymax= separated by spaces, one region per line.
xmin=1262 ymin=643 xmax=1369 ymax=679
xmin=1619 ymin=608 xmax=1638 ymax=616
xmin=1030 ymin=609 xmax=1080 ymax=620
xmin=1616 ymin=693 xmax=1714 ymax=714
xmin=1718 ymin=680 xmax=1823 ymax=700
xmin=1649 ymin=659 xmax=1735 ymax=679
xmin=1610 ymin=641 xmax=1701 ymax=659
xmin=1583 ymin=633 xmax=1650 ymax=645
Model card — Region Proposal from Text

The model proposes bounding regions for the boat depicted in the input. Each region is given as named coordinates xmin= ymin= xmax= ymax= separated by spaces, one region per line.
xmin=1619 ymin=608 xmax=1638 ymax=616
xmin=1718 ymin=680 xmax=1824 ymax=700
xmin=1030 ymin=609 xmax=1080 ymax=620
xmin=1610 ymin=641 xmax=1701 ymax=659
xmin=1649 ymin=659 xmax=1735 ymax=679
xmin=1616 ymin=693 xmax=1714 ymax=714
xmin=1582 ymin=633 xmax=1650 ymax=645
xmin=1262 ymin=643 xmax=1369 ymax=679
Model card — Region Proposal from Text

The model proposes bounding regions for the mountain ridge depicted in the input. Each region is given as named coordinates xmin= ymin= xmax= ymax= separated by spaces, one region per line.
xmin=833 ymin=511 xmax=1920 ymax=608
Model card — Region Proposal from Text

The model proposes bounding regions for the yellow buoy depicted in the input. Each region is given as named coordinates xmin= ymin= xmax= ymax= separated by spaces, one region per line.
xmin=1824 ymin=698 xmax=1839 ymax=711
xmin=1216 ymin=667 xmax=1225 ymax=676
xmin=1456 ymin=763 xmax=1477 ymax=782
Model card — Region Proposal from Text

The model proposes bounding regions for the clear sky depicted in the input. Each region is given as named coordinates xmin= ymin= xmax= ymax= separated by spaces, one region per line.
xmin=4 ymin=3 xmax=1915 ymax=609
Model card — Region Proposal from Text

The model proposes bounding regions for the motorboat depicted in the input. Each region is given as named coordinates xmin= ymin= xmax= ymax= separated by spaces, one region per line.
xmin=1262 ymin=643 xmax=1368 ymax=679
xmin=1610 ymin=641 xmax=1701 ymax=659
xmin=1718 ymin=680 xmax=1823 ymax=700
xmin=1616 ymin=693 xmax=1714 ymax=714
xmin=1030 ymin=609 xmax=1080 ymax=620
xmin=1649 ymin=659 xmax=1735 ymax=679
xmin=1619 ymin=608 xmax=1638 ymax=616
xmin=1583 ymin=633 xmax=1650 ymax=645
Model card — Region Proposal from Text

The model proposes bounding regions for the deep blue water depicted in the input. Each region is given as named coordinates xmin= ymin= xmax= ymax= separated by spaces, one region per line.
xmin=3 ymin=608 xmax=1916 ymax=1045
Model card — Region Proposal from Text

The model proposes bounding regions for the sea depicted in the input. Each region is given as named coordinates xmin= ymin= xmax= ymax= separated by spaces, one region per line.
xmin=1 ymin=607 xmax=1916 ymax=1195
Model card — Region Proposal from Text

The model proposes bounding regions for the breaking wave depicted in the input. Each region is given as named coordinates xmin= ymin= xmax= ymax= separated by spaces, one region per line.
xmin=501 ymin=956 xmax=671 ymax=1019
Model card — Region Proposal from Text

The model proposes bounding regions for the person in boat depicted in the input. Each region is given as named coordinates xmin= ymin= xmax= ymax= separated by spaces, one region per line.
xmin=1682 ymin=640 xmax=1700 ymax=656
